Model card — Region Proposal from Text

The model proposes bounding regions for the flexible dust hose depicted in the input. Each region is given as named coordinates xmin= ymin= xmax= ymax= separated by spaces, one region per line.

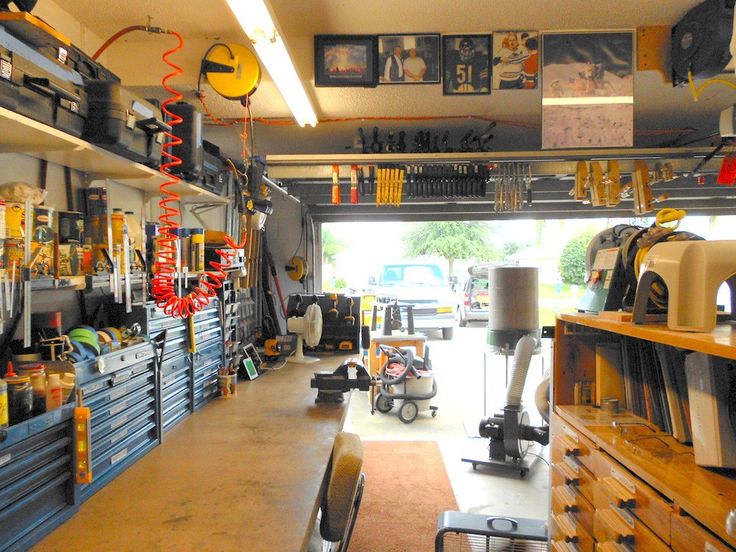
xmin=505 ymin=334 xmax=536 ymax=407
xmin=379 ymin=347 xmax=419 ymax=386
xmin=535 ymin=371 xmax=550 ymax=423
xmin=151 ymin=31 xmax=246 ymax=318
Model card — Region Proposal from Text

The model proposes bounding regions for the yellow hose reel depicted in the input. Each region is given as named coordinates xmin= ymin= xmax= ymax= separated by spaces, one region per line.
xmin=285 ymin=256 xmax=308 ymax=283
xmin=202 ymin=43 xmax=261 ymax=100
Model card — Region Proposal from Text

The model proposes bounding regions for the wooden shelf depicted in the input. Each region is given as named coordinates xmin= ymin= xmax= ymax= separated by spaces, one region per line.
xmin=0 ymin=107 xmax=224 ymax=200
xmin=556 ymin=405 xmax=736 ymax=548
xmin=558 ymin=311 xmax=736 ymax=360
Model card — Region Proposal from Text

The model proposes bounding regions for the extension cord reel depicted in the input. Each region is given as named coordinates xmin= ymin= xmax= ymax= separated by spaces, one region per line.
xmin=202 ymin=43 xmax=261 ymax=100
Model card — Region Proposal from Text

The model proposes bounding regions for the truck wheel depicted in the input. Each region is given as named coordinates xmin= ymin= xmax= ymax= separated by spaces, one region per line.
xmin=442 ymin=327 xmax=454 ymax=340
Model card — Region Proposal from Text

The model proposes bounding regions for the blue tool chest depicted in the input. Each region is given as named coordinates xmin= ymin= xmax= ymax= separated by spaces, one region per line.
xmin=75 ymin=341 xmax=160 ymax=502
xmin=0 ymin=404 xmax=77 ymax=552
xmin=192 ymin=301 xmax=223 ymax=410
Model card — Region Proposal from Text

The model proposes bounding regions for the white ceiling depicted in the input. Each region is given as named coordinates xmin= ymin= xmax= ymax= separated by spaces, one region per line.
xmin=38 ymin=1 xmax=736 ymax=160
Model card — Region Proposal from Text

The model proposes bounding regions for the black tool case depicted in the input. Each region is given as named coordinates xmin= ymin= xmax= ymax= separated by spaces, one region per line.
xmin=0 ymin=404 xmax=79 ymax=552
xmin=0 ymin=25 xmax=87 ymax=137
xmin=167 ymin=100 xmax=204 ymax=176
xmin=83 ymin=80 xmax=169 ymax=167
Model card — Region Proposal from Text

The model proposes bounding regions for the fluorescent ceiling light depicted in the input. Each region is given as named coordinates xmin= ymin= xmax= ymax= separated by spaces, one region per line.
xmin=225 ymin=0 xmax=318 ymax=127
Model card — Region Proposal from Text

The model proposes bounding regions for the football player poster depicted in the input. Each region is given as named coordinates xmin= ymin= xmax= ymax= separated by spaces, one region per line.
xmin=442 ymin=35 xmax=491 ymax=95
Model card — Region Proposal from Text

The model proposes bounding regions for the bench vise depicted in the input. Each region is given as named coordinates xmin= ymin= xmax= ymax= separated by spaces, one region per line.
xmin=311 ymin=359 xmax=374 ymax=404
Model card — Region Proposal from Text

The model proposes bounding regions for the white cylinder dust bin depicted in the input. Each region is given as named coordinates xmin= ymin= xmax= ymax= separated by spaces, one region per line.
xmin=399 ymin=374 xmax=435 ymax=412
xmin=487 ymin=266 xmax=540 ymax=353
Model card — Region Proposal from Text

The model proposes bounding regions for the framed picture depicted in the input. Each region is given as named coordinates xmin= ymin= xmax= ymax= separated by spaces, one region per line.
xmin=241 ymin=355 xmax=259 ymax=380
xmin=492 ymin=31 xmax=538 ymax=90
xmin=314 ymin=35 xmax=378 ymax=87
xmin=377 ymin=34 xmax=440 ymax=84
xmin=541 ymin=31 xmax=634 ymax=148
xmin=442 ymin=35 xmax=491 ymax=95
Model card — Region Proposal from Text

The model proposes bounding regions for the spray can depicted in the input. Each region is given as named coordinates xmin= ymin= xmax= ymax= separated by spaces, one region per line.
xmin=45 ymin=373 xmax=63 ymax=411
xmin=0 ymin=378 xmax=7 ymax=428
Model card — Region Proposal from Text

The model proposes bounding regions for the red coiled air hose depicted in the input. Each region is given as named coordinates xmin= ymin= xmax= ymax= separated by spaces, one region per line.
xmin=151 ymin=31 xmax=245 ymax=318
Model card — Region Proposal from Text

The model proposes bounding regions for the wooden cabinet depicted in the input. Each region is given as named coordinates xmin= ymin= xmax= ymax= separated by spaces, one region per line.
xmin=552 ymin=313 xmax=736 ymax=551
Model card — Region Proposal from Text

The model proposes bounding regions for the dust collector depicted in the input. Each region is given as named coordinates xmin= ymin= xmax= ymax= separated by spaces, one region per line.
xmin=486 ymin=266 xmax=540 ymax=354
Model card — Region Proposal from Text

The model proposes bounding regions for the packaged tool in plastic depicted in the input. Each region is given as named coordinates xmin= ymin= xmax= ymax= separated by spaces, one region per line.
xmin=83 ymin=80 xmax=169 ymax=167
xmin=0 ymin=23 xmax=87 ymax=136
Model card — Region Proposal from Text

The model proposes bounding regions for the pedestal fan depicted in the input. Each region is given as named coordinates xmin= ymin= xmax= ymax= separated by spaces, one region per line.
xmin=286 ymin=302 xmax=323 ymax=364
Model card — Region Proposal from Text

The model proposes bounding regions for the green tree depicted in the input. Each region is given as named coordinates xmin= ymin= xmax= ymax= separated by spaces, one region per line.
xmin=403 ymin=221 xmax=492 ymax=276
xmin=558 ymin=231 xmax=596 ymax=285
xmin=322 ymin=226 xmax=346 ymax=265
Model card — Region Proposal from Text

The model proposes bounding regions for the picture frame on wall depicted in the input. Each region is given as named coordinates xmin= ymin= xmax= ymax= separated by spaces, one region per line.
xmin=377 ymin=34 xmax=441 ymax=84
xmin=442 ymin=34 xmax=491 ymax=95
xmin=492 ymin=31 xmax=539 ymax=90
xmin=314 ymin=34 xmax=379 ymax=87
xmin=541 ymin=31 xmax=634 ymax=148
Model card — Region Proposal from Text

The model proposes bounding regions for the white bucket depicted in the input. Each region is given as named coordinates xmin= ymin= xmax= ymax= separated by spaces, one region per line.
xmin=399 ymin=373 xmax=434 ymax=413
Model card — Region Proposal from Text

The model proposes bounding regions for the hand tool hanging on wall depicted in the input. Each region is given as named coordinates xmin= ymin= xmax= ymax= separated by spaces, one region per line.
xmin=350 ymin=165 xmax=359 ymax=204
xmin=331 ymin=164 xmax=341 ymax=205
xmin=262 ymin=233 xmax=287 ymax=319
xmin=492 ymin=163 xmax=532 ymax=213
xmin=260 ymin=232 xmax=283 ymax=337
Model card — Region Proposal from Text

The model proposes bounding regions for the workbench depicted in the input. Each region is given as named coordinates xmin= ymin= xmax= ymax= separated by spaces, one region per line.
xmin=34 ymin=357 xmax=349 ymax=552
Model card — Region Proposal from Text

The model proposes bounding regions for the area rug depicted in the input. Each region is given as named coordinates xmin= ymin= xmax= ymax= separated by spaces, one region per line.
xmin=350 ymin=440 xmax=458 ymax=552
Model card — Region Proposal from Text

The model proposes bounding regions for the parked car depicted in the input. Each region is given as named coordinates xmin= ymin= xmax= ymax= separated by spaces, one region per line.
xmin=368 ymin=263 xmax=456 ymax=339
xmin=457 ymin=274 xmax=489 ymax=326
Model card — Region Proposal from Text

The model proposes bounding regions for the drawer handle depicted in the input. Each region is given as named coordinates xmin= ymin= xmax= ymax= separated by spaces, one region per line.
xmin=559 ymin=434 xmax=580 ymax=456
xmin=599 ymin=509 xmax=634 ymax=545
xmin=600 ymin=477 xmax=636 ymax=509
xmin=553 ymin=514 xmax=578 ymax=542
xmin=557 ymin=460 xmax=580 ymax=486
xmin=553 ymin=485 xmax=578 ymax=513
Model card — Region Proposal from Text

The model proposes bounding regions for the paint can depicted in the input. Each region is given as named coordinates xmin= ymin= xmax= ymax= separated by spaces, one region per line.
xmin=5 ymin=202 xmax=24 ymax=239
xmin=58 ymin=211 xmax=84 ymax=244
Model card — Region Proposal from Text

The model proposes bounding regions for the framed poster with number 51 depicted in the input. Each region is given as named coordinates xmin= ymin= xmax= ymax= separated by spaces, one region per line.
xmin=442 ymin=34 xmax=491 ymax=95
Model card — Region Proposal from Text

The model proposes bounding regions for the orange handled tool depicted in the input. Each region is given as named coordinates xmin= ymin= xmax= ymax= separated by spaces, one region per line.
xmin=332 ymin=164 xmax=341 ymax=205
xmin=350 ymin=165 xmax=359 ymax=204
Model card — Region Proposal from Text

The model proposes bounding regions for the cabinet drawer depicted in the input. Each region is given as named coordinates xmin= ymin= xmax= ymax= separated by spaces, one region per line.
xmin=161 ymin=351 xmax=190 ymax=378
xmin=551 ymin=513 xmax=595 ymax=552
xmin=593 ymin=449 xmax=672 ymax=543
xmin=671 ymin=512 xmax=733 ymax=552
xmin=553 ymin=423 xmax=599 ymax=475
xmin=194 ymin=327 xmax=222 ymax=350
xmin=552 ymin=541 xmax=580 ymax=552
xmin=193 ymin=340 xmax=223 ymax=370
xmin=90 ymin=395 xmax=155 ymax=448
xmin=89 ymin=382 xmax=156 ymax=436
xmin=593 ymin=508 xmax=669 ymax=552
xmin=193 ymin=316 xmax=220 ymax=336
xmin=91 ymin=410 xmax=155 ymax=462
xmin=552 ymin=484 xmax=594 ymax=536
xmin=162 ymin=370 xmax=189 ymax=400
xmin=595 ymin=544 xmax=631 ymax=552
xmin=551 ymin=454 xmax=596 ymax=505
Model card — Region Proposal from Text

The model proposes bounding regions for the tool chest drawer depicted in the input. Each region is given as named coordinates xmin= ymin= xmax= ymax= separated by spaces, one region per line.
xmin=193 ymin=339 xmax=223 ymax=370
xmin=671 ymin=512 xmax=733 ymax=552
xmin=193 ymin=361 xmax=219 ymax=410
xmin=193 ymin=326 xmax=222 ymax=351
xmin=160 ymin=349 xmax=190 ymax=378
xmin=193 ymin=301 xmax=219 ymax=322
xmin=551 ymin=512 xmax=595 ymax=552
xmin=193 ymin=315 xmax=221 ymax=337
xmin=76 ymin=342 xmax=160 ymax=502
xmin=0 ymin=405 xmax=77 ymax=552
xmin=161 ymin=370 xmax=191 ymax=432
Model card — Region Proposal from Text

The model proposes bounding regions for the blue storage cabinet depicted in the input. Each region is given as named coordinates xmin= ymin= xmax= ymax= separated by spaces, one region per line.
xmin=0 ymin=404 xmax=78 ymax=552
xmin=192 ymin=301 xmax=223 ymax=410
xmin=75 ymin=341 xmax=160 ymax=502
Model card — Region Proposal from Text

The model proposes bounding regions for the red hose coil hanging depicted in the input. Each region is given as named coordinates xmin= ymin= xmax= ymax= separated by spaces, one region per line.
xmin=152 ymin=31 xmax=246 ymax=318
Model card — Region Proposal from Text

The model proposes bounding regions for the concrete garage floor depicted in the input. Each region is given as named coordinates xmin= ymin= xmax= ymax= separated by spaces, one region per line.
xmin=345 ymin=323 xmax=551 ymax=521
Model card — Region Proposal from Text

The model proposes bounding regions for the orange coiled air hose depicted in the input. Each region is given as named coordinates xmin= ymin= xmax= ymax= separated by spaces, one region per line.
xmin=151 ymin=30 xmax=245 ymax=318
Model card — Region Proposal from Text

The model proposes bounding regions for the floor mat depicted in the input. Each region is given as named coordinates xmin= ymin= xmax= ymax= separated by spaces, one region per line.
xmin=350 ymin=440 xmax=459 ymax=552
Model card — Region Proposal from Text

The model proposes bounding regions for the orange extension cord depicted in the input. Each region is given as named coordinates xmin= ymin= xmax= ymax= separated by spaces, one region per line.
xmin=146 ymin=31 xmax=245 ymax=318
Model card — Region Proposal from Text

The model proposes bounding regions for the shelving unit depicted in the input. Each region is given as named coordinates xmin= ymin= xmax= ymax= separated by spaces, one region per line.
xmin=0 ymin=106 xmax=225 ymax=200
xmin=551 ymin=312 xmax=736 ymax=551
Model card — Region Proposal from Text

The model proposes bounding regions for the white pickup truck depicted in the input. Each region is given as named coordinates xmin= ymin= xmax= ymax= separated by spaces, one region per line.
xmin=369 ymin=263 xmax=456 ymax=340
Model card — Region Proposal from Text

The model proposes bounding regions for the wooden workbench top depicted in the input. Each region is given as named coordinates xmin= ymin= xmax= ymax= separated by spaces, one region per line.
xmin=35 ymin=357 xmax=350 ymax=552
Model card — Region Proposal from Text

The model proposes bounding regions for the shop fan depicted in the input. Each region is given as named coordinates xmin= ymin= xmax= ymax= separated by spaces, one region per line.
xmin=286 ymin=302 xmax=323 ymax=364
xmin=435 ymin=512 xmax=548 ymax=552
